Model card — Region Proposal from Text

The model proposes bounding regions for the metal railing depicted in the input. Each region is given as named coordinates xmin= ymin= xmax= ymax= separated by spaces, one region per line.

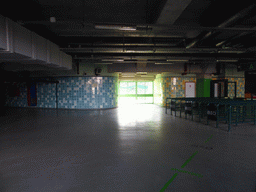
xmin=166 ymin=97 xmax=256 ymax=132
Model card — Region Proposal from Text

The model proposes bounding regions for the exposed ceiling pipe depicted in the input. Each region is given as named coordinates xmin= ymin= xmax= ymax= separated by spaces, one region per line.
xmin=60 ymin=47 xmax=246 ymax=53
xmin=186 ymin=3 xmax=256 ymax=49
xmin=216 ymin=26 xmax=256 ymax=47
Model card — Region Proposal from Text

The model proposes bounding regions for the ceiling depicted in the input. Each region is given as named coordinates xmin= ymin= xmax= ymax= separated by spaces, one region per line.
xmin=1 ymin=0 xmax=256 ymax=73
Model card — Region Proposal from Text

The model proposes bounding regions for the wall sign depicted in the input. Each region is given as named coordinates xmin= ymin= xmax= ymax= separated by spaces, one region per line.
xmin=237 ymin=63 xmax=256 ymax=71
xmin=185 ymin=82 xmax=195 ymax=98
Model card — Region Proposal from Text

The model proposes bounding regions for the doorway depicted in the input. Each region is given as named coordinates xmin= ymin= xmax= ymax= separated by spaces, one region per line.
xmin=118 ymin=81 xmax=153 ymax=106
xmin=210 ymin=79 xmax=228 ymax=98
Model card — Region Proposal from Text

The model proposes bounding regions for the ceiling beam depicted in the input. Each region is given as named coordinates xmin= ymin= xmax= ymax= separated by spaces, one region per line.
xmin=216 ymin=26 xmax=256 ymax=48
xmin=186 ymin=3 xmax=256 ymax=49
xmin=156 ymin=0 xmax=193 ymax=25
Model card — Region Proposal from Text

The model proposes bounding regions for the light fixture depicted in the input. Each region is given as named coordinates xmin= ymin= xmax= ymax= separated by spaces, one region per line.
xmin=50 ymin=17 xmax=56 ymax=23
xmin=167 ymin=59 xmax=189 ymax=62
xmin=95 ymin=25 xmax=137 ymax=31
xmin=141 ymin=75 xmax=154 ymax=78
xmin=125 ymin=48 xmax=154 ymax=52
xmin=155 ymin=63 xmax=174 ymax=64
xmin=216 ymin=60 xmax=238 ymax=62
xmin=102 ymin=59 xmax=124 ymax=62
xmin=218 ymin=50 xmax=244 ymax=54
xmin=126 ymin=50 xmax=151 ymax=53
xmin=93 ymin=63 xmax=113 ymax=65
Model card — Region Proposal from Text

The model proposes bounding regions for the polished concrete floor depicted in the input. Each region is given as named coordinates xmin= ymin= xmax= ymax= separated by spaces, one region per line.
xmin=0 ymin=104 xmax=255 ymax=192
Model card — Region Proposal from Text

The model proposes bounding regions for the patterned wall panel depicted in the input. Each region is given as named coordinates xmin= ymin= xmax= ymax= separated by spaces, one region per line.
xmin=5 ymin=77 xmax=118 ymax=109
xmin=162 ymin=76 xmax=196 ymax=106
xmin=211 ymin=77 xmax=245 ymax=98
xmin=227 ymin=77 xmax=245 ymax=98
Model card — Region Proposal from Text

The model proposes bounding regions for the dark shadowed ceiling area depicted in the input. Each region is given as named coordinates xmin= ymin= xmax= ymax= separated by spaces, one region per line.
xmin=1 ymin=0 xmax=256 ymax=72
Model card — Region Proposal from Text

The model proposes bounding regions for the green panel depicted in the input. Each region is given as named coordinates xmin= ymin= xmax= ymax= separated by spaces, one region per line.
xmin=196 ymin=79 xmax=204 ymax=97
xmin=119 ymin=94 xmax=153 ymax=97
xmin=204 ymin=79 xmax=211 ymax=97
xmin=196 ymin=78 xmax=211 ymax=97
xmin=119 ymin=94 xmax=136 ymax=97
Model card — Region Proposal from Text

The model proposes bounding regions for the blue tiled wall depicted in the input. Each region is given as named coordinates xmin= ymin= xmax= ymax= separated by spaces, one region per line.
xmin=5 ymin=82 xmax=27 ymax=107
xmin=5 ymin=76 xmax=118 ymax=109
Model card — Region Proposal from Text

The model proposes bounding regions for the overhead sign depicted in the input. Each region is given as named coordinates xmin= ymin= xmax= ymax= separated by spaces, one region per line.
xmin=237 ymin=63 xmax=256 ymax=71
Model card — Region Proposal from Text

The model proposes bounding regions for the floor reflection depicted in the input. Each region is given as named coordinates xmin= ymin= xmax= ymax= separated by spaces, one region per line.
xmin=117 ymin=104 xmax=162 ymax=156
xmin=117 ymin=104 xmax=161 ymax=128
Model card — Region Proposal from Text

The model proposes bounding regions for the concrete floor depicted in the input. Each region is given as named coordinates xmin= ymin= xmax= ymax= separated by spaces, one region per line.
xmin=0 ymin=104 xmax=255 ymax=192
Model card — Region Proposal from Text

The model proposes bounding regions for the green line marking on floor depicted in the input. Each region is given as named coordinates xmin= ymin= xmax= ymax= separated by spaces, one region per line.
xmin=160 ymin=134 xmax=213 ymax=191
xmin=204 ymin=135 xmax=213 ymax=143
xmin=159 ymin=173 xmax=178 ymax=192
xmin=170 ymin=168 xmax=203 ymax=178
xmin=181 ymin=151 xmax=198 ymax=168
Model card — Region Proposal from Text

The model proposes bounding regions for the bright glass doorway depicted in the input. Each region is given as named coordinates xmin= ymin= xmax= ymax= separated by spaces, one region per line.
xmin=118 ymin=81 xmax=153 ymax=106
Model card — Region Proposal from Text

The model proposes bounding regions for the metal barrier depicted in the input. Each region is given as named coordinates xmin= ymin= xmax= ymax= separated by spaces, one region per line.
xmin=166 ymin=97 xmax=256 ymax=132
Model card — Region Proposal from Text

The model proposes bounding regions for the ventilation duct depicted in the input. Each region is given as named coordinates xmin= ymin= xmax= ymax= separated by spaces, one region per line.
xmin=59 ymin=51 xmax=72 ymax=70
xmin=0 ymin=14 xmax=72 ymax=70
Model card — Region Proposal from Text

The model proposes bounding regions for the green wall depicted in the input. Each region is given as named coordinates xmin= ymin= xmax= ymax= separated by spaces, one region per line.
xmin=196 ymin=78 xmax=211 ymax=97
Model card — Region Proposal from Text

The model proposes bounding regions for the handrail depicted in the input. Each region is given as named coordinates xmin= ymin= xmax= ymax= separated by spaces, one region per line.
xmin=165 ymin=97 xmax=256 ymax=132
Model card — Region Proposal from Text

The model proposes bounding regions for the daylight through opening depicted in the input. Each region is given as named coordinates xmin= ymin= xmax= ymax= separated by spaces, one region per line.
xmin=118 ymin=81 xmax=154 ymax=106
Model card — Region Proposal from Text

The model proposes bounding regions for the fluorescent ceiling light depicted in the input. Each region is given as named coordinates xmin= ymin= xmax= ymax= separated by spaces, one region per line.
xmin=141 ymin=76 xmax=154 ymax=78
xmin=218 ymin=50 xmax=244 ymax=54
xmin=155 ymin=63 xmax=174 ymax=64
xmin=167 ymin=59 xmax=189 ymax=62
xmin=126 ymin=48 xmax=154 ymax=52
xmin=217 ymin=60 xmax=238 ymax=62
xmin=121 ymin=76 xmax=135 ymax=77
xmin=94 ymin=63 xmax=112 ymax=64
xmin=119 ymin=27 xmax=137 ymax=31
xmin=102 ymin=59 xmax=124 ymax=62
xmin=126 ymin=50 xmax=153 ymax=53
xmin=95 ymin=25 xmax=136 ymax=31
